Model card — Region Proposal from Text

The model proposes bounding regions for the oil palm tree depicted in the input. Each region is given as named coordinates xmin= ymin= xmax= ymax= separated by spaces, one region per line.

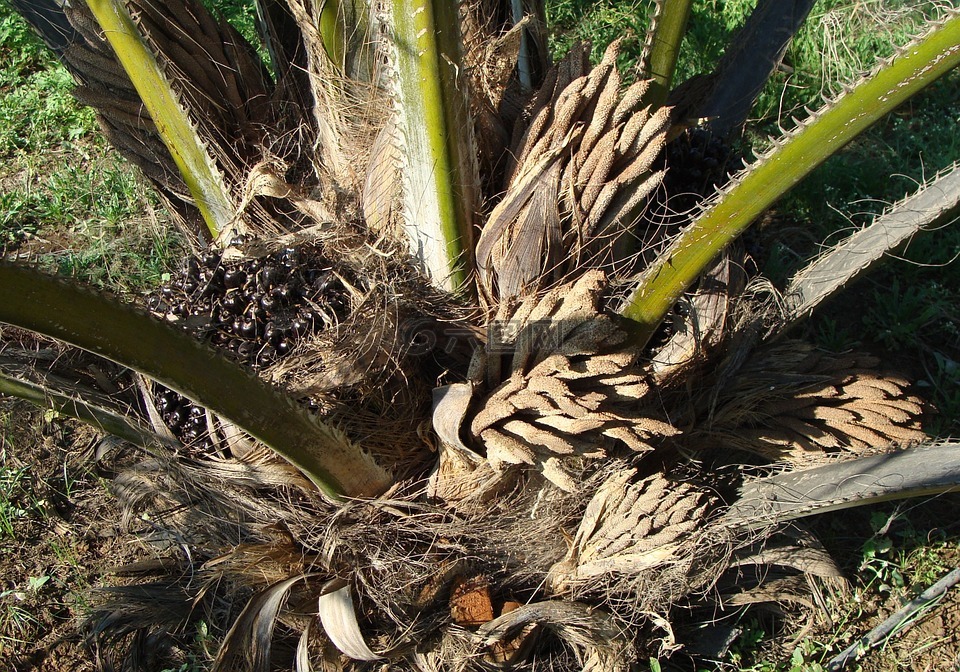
xmin=2 ymin=0 xmax=960 ymax=669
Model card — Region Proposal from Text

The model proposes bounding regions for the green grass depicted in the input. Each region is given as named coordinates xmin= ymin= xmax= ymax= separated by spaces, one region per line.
xmin=784 ymin=503 xmax=957 ymax=671
xmin=0 ymin=457 xmax=38 ymax=538
xmin=722 ymin=498 xmax=960 ymax=672
xmin=748 ymin=0 xmax=944 ymax=122
xmin=0 ymin=0 xmax=185 ymax=292
xmin=0 ymin=411 xmax=43 ymax=653
xmin=0 ymin=418 xmax=46 ymax=539
xmin=547 ymin=0 xmax=651 ymax=66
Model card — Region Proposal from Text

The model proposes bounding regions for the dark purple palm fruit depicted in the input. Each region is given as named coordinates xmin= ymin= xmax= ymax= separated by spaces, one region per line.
xmin=146 ymin=243 xmax=354 ymax=450
xmin=644 ymin=128 xmax=746 ymax=240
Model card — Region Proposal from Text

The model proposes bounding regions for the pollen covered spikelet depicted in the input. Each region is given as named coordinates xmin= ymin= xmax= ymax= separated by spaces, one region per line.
xmin=468 ymin=271 xmax=680 ymax=490
xmin=547 ymin=468 xmax=714 ymax=594
xmin=702 ymin=341 xmax=926 ymax=466
xmin=475 ymin=41 xmax=669 ymax=301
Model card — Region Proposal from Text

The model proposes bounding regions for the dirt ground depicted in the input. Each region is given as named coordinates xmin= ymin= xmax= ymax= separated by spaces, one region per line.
xmin=0 ymin=404 xmax=143 ymax=672
xmin=807 ymin=500 xmax=960 ymax=672
xmin=872 ymin=586 xmax=960 ymax=672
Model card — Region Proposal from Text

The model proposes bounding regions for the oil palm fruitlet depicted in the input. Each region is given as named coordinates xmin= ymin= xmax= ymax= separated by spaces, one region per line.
xmin=2 ymin=0 xmax=960 ymax=669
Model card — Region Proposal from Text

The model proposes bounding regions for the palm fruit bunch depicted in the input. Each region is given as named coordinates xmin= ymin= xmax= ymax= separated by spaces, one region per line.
xmin=645 ymin=128 xmax=746 ymax=238
xmin=662 ymin=129 xmax=744 ymax=200
xmin=146 ymin=244 xmax=350 ymax=445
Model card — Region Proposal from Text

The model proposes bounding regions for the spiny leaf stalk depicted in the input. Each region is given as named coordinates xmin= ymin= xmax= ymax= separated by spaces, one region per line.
xmin=83 ymin=0 xmax=238 ymax=242
xmin=621 ymin=11 xmax=960 ymax=345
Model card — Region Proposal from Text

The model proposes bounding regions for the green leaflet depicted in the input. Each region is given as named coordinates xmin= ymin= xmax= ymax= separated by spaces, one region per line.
xmin=84 ymin=0 xmax=237 ymax=243
xmin=0 ymin=263 xmax=393 ymax=500
xmin=622 ymin=12 xmax=960 ymax=345
xmin=387 ymin=0 xmax=477 ymax=292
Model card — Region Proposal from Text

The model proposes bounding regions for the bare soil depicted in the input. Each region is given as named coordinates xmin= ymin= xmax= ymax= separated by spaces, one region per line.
xmin=0 ymin=404 xmax=141 ymax=672
xmin=799 ymin=499 xmax=960 ymax=672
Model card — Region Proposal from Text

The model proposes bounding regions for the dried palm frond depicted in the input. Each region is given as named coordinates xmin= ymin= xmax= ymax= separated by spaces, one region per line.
xmin=466 ymin=272 xmax=679 ymax=491
xmin=86 ymin=579 xmax=205 ymax=671
xmin=125 ymin=0 xmax=272 ymax=138
xmin=694 ymin=341 xmax=926 ymax=466
xmin=213 ymin=574 xmax=318 ymax=672
xmin=87 ymin=439 xmax=338 ymax=671
xmin=475 ymin=601 xmax=636 ymax=672
xmin=284 ymin=0 xmax=385 ymax=200
xmin=429 ymin=381 xmax=505 ymax=506
xmin=650 ymin=248 xmax=749 ymax=381
xmin=548 ymin=469 xmax=714 ymax=594
xmin=458 ymin=3 xmax=548 ymax=192
xmin=475 ymin=40 xmax=670 ymax=301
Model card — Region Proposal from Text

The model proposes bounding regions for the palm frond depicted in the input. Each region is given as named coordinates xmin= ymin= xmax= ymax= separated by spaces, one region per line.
xmin=726 ymin=441 xmax=960 ymax=526
xmin=640 ymin=0 xmax=694 ymax=107
xmin=214 ymin=575 xmax=315 ymax=672
xmin=0 ymin=354 xmax=173 ymax=451
xmin=692 ymin=0 xmax=818 ymax=135
xmin=778 ymin=162 xmax=960 ymax=334
xmin=84 ymin=0 xmax=241 ymax=242
xmin=621 ymin=11 xmax=960 ymax=344
xmin=0 ymin=263 xmax=392 ymax=498
xmin=373 ymin=0 xmax=479 ymax=291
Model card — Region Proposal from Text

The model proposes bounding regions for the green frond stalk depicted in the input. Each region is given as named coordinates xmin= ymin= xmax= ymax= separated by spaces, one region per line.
xmin=0 ymin=362 xmax=172 ymax=451
xmin=0 ymin=264 xmax=393 ymax=500
xmin=84 ymin=0 xmax=237 ymax=243
xmin=725 ymin=442 xmax=960 ymax=527
xmin=622 ymin=12 xmax=960 ymax=346
xmin=315 ymin=0 xmax=374 ymax=80
xmin=641 ymin=0 xmax=694 ymax=108
xmin=319 ymin=0 xmax=347 ymax=69
xmin=388 ymin=0 xmax=477 ymax=293
xmin=778 ymin=163 xmax=960 ymax=335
